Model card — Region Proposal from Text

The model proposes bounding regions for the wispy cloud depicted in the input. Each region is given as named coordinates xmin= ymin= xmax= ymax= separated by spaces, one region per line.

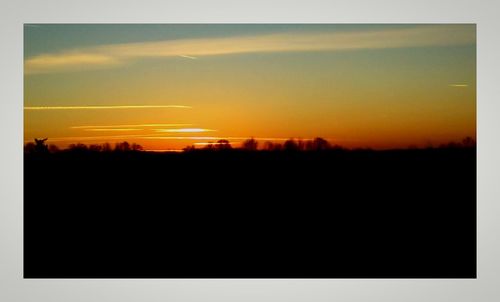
xmin=25 ymin=53 xmax=119 ymax=74
xmin=155 ymin=128 xmax=216 ymax=133
xmin=25 ymin=134 xmax=221 ymax=142
xmin=449 ymin=84 xmax=469 ymax=87
xmin=140 ymin=136 xmax=221 ymax=140
xmin=27 ymin=134 xmax=148 ymax=142
xmin=179 ymin=55 xmax=198 ymax=60
xmin=24 ymin=105 xmax=191 ymax=110
xmin=84 ymin=128 xmax=143 ymax=132
xmin=25 ymin=25 xmax=475 ymax=74
xmin=71 ymin=123 xmax=191 ymax=129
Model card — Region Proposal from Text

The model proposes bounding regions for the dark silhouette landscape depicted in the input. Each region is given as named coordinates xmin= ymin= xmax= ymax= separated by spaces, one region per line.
xmin=24 ymin=137 xmax=476 ymax=278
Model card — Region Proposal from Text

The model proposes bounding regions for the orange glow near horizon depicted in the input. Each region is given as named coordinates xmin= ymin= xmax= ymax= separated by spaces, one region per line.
xmin=84 ymin=128 xmax=143 ymax=132
xmin=71 ymin=123 xmax=192 ymax=129
xmin=24 ymin=25 xmax=476 ymax=150
xmin=155 ymin=128 xmax=216 ymax=133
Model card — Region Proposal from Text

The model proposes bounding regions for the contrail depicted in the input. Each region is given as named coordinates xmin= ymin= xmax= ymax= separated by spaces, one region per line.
xmin=71 ymin=123 xmax=192 ymax=129
xmin=24 ymin=105 xmax=192 ymax=110
xmin=179 ymin=55 xmax=198 ymax=60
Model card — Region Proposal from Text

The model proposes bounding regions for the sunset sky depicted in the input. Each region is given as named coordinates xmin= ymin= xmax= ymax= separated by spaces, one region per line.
xmin=24 ymin=24 xmax=476 ymax=150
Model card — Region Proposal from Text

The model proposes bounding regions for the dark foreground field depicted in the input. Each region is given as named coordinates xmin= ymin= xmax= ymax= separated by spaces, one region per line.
xmin=24 ymin=148 xmax=476 ymax=278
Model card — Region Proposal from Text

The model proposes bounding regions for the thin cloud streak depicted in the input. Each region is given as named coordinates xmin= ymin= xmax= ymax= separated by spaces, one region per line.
xmin=84 ymin=128 xmax=143 ymax=132
xmin=155 ymin=128 xmax=216 ymax=133
xmin=140 ymin=136 xmax=221 ymax=140
xmin=71 ymin=123 xmax=192 ymax=129
xmin=25 ymin=132 xmax=354 ymax=143
xmin=24 ymin=134 xmax=217 ymax=142
xmin=449 ymin=84 xmax=469 ymax=87
xmin=25 ymin=134 xmax=148 ymax=142
xmin=25 ymin=25 xmax=475 ymax=74
xmin=24 ymin=105 xmax=192 ymax=110
xmin=179 ymin=55 xmax=198 ymax=60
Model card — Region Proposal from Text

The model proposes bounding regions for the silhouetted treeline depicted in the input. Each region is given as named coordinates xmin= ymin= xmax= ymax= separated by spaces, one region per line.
xmin=24 ymin=134 xmax=476 ymax=278
xmin=187 ymin=137 xmax=343 ymax=152
xmin=24 ymin=140 xmax=143 ymax=155
xmin=24 ymin=136 xmax=476 ymax=155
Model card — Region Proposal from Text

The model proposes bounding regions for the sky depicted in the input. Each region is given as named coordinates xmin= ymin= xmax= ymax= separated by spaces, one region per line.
xmin=24 ymin=24 xmax=476 ymax=150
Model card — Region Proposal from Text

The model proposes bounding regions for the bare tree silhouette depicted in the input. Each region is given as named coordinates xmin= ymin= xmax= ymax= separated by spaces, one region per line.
xmin=242 ymin=138 xmax=258 ymax=151
xmin=306 ymin=137 xmax=330 ymax=151
xmin=34 ymin=138 xmax=49 ymax=154
xmin=131 ymin=143 xmax=143 ymax=151
xmin=102 ymin=142 xmax=112 ymax=152
xmin=204 ymin=142 xmax=214 ymax=150
xmin=183 ymin=145 xmax=196 ymax=152
xmin=68 ymin=143 xmax=88 ymax=152
xmin=115 ymin=141 xmax=131 ymax=152
xmin=264 ymin=141 xmax=282 ymax=151
xmin=462 ymin=137 xmax=476 ymax=148
xmin=88 ymin=144 xmax=103 ymax=152
xmin=216 ymin=139 xmax=232 ymax=150
xmin=24 ymin=142 xmax=36 ymax=154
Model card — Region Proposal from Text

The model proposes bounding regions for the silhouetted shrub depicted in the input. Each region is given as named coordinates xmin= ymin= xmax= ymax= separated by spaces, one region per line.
xmin=183 ymin=145 xmax=196 ymax=152
xmin=131 ymin=143 xmax=143 ymax=151
xmin=263 ymin=141 xmax=283 ymax=151
xmin=297 ymin=139 xmax=306 ymax=151
xmin=438 ymin=137 xmax=476 ymax=149
xmin=24 ymin=142 xmax=36 ymax=154
xmin=102 ymin=143 xmax=112 ymax=152
xmin=34 ymin=138 xmax=49 ymax=154
xmin=48 ymin=144 xmax=60 ymax=153
xmin=204 ymin=143 xmax=214 ymax=150
xmin=24 ymin=139 xmax=50 ymax=154
xmin=306 ymin=137 xmax=330 ymax=151
xmin=283 ymin=139 xmax=299 ymax=151
xmin=87 ymin=144 xmax=102 ymax=152
xmin=68 ymin=143 xmax=88 ymax=152
xmin=242 ymin=138 xmax=258 ymax=151
xmin=115 ymin=141 xmax=131 ymax=152
xmin=462 ymin=137 xmax=476 ymax=148
xmin=216 ymin=140 xmax=232 ymax=150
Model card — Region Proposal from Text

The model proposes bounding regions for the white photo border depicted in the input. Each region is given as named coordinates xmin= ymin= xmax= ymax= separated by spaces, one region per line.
xmin=1 ymin=0 xmax=499 ymax=301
